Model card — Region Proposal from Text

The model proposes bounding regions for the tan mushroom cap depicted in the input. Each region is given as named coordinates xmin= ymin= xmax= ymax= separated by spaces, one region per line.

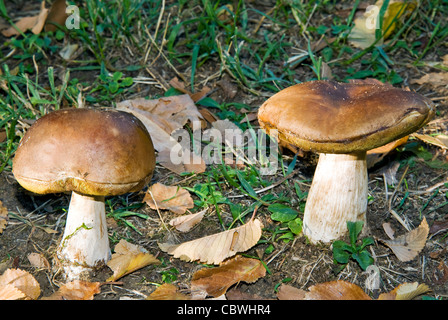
xmin=258 ymin=79 xmax=435 ymax=154
xmin=13 ymin=108 xmax=156 ymax=196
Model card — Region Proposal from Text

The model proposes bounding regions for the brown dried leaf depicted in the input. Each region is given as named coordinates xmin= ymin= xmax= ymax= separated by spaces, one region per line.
xmin=159 ymin=218 xmax=263 ymax=265
xmin=44 ymin=0 xmax=68 ymax=32
xmin=429 ymin=218 xmax=448 ymax=236
xmin=116 ymin=95 xmax=206 ymax=175
xmin=144 ymin=183 xmax=194 ymax=215
xmin=0 ymin=268 xmax=40 ymax=300
xmin=378 ymin=282 xmax=430 ymax=300
xmin=106 ymin=239 xmax=160 ymax=282
xmin=27 ymin=253 xmax=50 ymax=270
xmin=117 ymin=94 xmax=202 ymax=134
xmin=0 ymin=200 xmax=8 ymax=234
xmin=169 ymin=209 xmax=207 ymax=232
xmin=411 ymin=72 xmax=448 ymax=88
xmin=305 ymin=280 xmax=372 ymax=300
xmin=41 ymin=280 xmax=101 ymax=300
xmin=147 ymin=283 xmax=190 ymax=300
xmin=382 ymin=217 xmax=429 ymax=262
xmin=2 ymin=1 xmax=49 ymax=37
xmin=191 ymin=256 xmax=266 ymax=298
xmin=276 ymin=284 xmax=307 ymax=300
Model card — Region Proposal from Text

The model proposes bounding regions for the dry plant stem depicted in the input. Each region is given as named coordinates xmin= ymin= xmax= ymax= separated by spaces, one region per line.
xmin=57 ymin=192 xmax=110 ymax=280
xmin=303 ymin=152 xmax=368 ymax=243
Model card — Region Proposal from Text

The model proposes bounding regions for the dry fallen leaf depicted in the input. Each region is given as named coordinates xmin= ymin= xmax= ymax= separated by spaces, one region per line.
xmin=378 ymin=282 xmax=430 ymax=300
xmin=117 ymin=94 xmax=202 ymax=136
xmin=27 ymin=252 xmax=51 ymax=270
xmin=2 ymin=1 xmax=49 ymax=37
xmin=276 ymin=284 xmax=307 ymax=300
xmin=305 ymin=280 xmax=372 ymax=300
xmin=144 ymin=182 xmax=194 ymax=215
xmin=382 ymin=217 xmax=429 ymax=262
xmin=412 ymin=133 xmax=448 ymax=150
xmin=348 ymin=0 xmax=416 ymax=49
xmin=41 ymin=280 xmax=101 ymax=300
xmin=0 ymin=268 xmax=40 ymax=300
xmin=0 ymin=284 xmax=26 ymax=300
xmin=191 ymin=256 xmax=266 ymax=298
xmin=169 ymin=209 xmax=207 ymax=232
xmin=366 ymin=136 xmax=409 ymax=168
xmin=146 ymin=283 xmax=190 ymax=300
xmin=411 ymin=72 xmax=448 ymax=91
xmin=117 ymin=94 xmax=206 ymax=175
xmin=44 ymin=0 xmax=68 ymax=32
xmin=106 ymin=239 xmax=160 ymax=282
xmin=279 ymin=280 xmax=430 ymax=300
xmin=0 ymin=200 xmax=8 ymax=234
xmin=159 ymin=218 xmax=263 ymax=265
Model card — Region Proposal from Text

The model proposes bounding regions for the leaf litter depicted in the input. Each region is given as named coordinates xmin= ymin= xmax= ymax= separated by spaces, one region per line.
xmin=1 ymin=0 xmax=447 ymax=301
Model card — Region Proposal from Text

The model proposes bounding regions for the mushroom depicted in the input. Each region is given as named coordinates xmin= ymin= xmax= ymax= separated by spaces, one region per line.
xmin=258 ymin=79 xmax=435 ymax=243
xmin=12 ymin=108 xmax=156 ymax=279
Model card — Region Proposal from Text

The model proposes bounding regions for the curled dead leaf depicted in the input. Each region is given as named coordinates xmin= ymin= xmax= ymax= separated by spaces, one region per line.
xmin=191 ymin=256 xmax=266 ymax=298
xmin=159 ymin=218 xmax=263 ymax=265
xmin=144 ymin=183 xmax=194 ymax=215
xmin=169 ymin=209 xmax=207 ymax=232
xmin=106 ymin=239 xmax=160 ymax=282
xmin=381 ymin=217 xmax=429 ymax=262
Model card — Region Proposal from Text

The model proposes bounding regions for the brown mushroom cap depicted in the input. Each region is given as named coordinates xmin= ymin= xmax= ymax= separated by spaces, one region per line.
xmin=258 ymin=79 xmax=435 ymax=153
xmin=13 ymin=108 xmax=156 ymax=196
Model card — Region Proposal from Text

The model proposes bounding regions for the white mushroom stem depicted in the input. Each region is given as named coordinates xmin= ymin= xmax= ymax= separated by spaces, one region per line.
xmin=302 ymin=152 xmax=368 ymax=243
xmin=57 ymin=192 xmax=111 ymax=280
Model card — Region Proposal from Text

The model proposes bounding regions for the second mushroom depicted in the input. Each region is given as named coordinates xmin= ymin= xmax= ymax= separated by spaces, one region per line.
xmin=258 ymin=79 xmax=435 ymax=243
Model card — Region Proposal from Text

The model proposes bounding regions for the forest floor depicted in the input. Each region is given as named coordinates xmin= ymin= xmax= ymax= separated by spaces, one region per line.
xmin=0 ymin=0 xmax=447 ymax=303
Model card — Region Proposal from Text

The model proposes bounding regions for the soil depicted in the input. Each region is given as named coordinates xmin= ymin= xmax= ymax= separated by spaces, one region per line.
xmin=1 ymin=0 xmax=448 ymax=301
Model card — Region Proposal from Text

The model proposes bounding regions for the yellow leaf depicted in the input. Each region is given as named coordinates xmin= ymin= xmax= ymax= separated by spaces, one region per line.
xmin=348 ymin=0 xmax=416 ymax=49
xmin=0 ymin=200 xmax=8 ymax=234
xmin=147 ymin=283 xmax=190 ymax=300
xmin=106 ymin=239 xmax=160 ymax=282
